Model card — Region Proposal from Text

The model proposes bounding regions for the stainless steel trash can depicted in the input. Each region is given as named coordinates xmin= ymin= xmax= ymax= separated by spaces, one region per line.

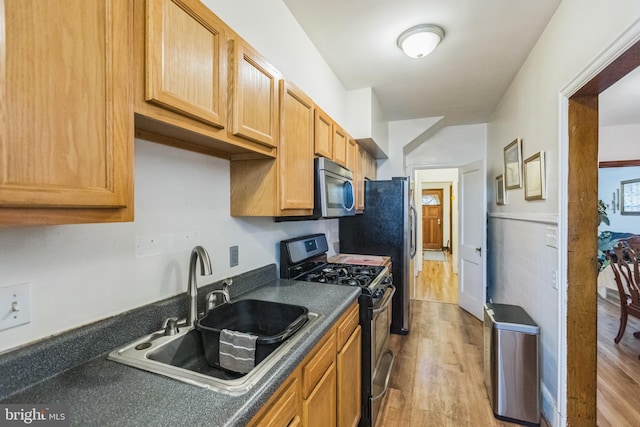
xmin=483 ymin=303 xmax=540 ymax=427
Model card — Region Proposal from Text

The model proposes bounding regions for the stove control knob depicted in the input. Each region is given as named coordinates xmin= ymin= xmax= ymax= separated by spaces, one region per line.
xmin=382 ymin=276 xmax=392 ymax=285
xmin=373 ymin=289 xmax=384 ymax=299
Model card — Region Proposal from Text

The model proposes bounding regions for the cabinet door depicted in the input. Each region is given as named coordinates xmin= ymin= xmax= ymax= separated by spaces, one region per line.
xmin=346 ymin=139 xmax=358 ymax=210
xmin=230 ymin=39 xmax=279 ymax=148
xmin=356 ymin=145 xmax=367 ymax=212
xmin=146 ymin=0 xmax=226 ymax=128
xmin=249 ymin=375 xmax=301 ymax=427
xmin=0 ymin=0 xmax=132 ymax=218
xmin=337 ymin=326 xmax=362 ymax=427
xmin=314 ymin=108 xmax=333 ymax=159
xmin=279 ymin=80 xmax=314 ymax=211
xmin=303 ymin=363 xmax=337 ymax=427
xmin=333 ymin=126 xmax=347 ymax=166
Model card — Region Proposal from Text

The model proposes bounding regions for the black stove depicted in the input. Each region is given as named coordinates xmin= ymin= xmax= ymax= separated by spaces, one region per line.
xmin=279 ymin=233 xmax=395 ymax=427
xmin=294 ymin=263 xmax=387 ymax=295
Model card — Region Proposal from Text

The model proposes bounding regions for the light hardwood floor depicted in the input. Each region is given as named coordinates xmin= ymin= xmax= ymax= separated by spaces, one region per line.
xmin=414 ymin=251 xmax=458 ymax=304
xmin=597 ymin=296 xmax=640 ymax=427
xmin=377 ymin=299 xmax=520 ymax=426
xmin=382 ymin=253 xmax=640 ymax=426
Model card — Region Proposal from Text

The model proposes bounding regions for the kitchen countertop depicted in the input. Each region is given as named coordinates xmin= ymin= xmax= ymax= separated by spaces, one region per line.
xmin=0 ymin=270 xmax=360 ymax=426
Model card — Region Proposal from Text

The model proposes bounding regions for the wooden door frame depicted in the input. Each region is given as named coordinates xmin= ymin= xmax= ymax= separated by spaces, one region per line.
xmin=564 ymin=39 xmax=640 ymax=425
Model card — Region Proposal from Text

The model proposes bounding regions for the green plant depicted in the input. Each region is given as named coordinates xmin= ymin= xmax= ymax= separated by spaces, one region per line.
xmin=598 ymin=199 xmax=610 ymax=226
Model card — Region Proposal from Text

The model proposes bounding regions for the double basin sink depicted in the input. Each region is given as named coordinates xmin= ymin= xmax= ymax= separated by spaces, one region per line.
xmin=108 ymin=299 xmax=321 ymax=396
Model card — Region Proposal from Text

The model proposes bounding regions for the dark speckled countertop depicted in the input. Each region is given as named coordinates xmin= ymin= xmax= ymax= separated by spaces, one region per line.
xmin=0 ymin=265 xmax=360 ymax=427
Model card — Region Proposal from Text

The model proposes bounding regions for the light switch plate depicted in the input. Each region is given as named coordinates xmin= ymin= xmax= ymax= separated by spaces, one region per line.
xmin=0 ymin=283 xmax=31 ymax=331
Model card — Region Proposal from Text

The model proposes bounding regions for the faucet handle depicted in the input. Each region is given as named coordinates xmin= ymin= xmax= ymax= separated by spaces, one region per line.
xmin=222 ymin=278 xmax=233 ymax=289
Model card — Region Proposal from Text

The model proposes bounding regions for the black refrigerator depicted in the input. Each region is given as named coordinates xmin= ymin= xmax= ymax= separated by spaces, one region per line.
xmin=339 ymin=177 xmax=416 ymax=335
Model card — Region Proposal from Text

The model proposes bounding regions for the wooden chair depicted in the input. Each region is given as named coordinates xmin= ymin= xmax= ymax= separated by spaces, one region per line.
xmin=606 ymin=243 xmax=640 ymax=353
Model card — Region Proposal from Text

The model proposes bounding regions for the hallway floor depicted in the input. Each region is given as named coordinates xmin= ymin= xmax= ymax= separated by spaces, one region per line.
xmin=377 ymin=300 xmax=520 ymax=426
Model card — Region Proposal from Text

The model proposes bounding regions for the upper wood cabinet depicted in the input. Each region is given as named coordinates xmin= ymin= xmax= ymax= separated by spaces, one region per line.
xmin=0 ymin=0 xmax=134 ymax=226
xmin=356 ymin=144 xmax=367 ymax=212
xmin=229 ymin=39 xmax=280 ymax=149
xmin=133 ymin=0 xmax=276 ymax=158
xmin=346 ymin=139 xmax=359 ymax=210
xmin=145 ymin=0 xmax=226 ymax=128
xmin=314 ymin=107 xmax=333 ymax=159
xmin=278 ymin=80 xmax=314 ymax=211
xmin=230 ymin=80 xmax=314 ymax=217
xmin=333 ymin=126 xmax=348 ymax=167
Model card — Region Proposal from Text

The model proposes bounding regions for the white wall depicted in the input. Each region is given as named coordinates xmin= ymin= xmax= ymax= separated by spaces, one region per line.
xmin=406 ymin=124 xmax=487 ymax=170
xmin=599 ymin=124 xmax=640 ymax=162
xmin=0 ymin=0 xmax=347 ymax=354
xmin=202 ymin=0 xmax=347 ymax=124
xmin=486 ymin=1 xmax=640 ymax=425
xmin=598 ymin=166 xmax=640 ymax=233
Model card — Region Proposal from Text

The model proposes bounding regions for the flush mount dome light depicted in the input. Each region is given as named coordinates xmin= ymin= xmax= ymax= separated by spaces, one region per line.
xmin=397 ymin=24 xmax=445 ymax=59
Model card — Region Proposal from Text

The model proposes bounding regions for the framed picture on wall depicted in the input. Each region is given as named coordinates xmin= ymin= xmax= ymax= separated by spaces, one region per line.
xmin=621 ymin=178 xmax=640 ymax=215
xmin=524 ymin=151 xmax=546 ymax=200
xmin=503 ymin=138 xmax=523 ymax=189
xmin=495 ymin=174 xmax=506 ymax=205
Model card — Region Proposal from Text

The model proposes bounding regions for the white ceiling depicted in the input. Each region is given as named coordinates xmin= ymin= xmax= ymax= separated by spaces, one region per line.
xmin=283 ymin=0 xmax=563 ymax=125
xmin=283 ymin=0 xmax=640 ymax=129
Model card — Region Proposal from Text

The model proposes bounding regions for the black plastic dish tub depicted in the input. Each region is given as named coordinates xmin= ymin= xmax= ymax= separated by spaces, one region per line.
xmin=195 ymin=299 xmax=309 ymax=369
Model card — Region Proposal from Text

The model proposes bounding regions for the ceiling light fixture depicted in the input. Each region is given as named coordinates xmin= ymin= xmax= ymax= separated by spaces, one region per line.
xmin=397 ymin=24 xmax=445 ymax=59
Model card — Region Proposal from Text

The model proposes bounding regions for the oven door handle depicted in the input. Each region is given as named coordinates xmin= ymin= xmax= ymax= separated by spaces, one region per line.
xmin=371 ymin=349 xmax=395 ymax=401
xmin=372 ymin=284 xmax=396 ymax=314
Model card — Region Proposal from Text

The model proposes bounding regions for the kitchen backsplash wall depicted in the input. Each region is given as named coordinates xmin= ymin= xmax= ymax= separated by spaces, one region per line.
xmin=0 ymin=139 xmax=339 ymax=354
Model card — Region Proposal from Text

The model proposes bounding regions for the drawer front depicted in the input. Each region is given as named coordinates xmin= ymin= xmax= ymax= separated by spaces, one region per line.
xmin=302 ymin=332 xmax=336 ymax=399
xmin=250 ymin=375 xmax=300 ymax=427
xmin=336 ymin=303 xmax=359 ymax=350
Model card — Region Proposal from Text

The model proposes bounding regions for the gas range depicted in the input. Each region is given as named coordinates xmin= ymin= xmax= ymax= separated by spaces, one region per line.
xmin=280 ymin=233 xmax=390 ymax=297
xmin=279 ymin=233 xmax=395 ymax=427
xmin=293 ymin=263 xmax=388 ymax=296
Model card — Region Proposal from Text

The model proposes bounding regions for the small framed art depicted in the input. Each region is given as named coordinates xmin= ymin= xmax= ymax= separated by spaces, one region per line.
xmin=621 ymin=178 xmax=640 ymax=215
xmin=524 ymin=151 xmax=546 ymax=200
xmin=503 ymin=138 xmax=523 ymax=189
xmin=495 ymin=174 xmax=506 ymax=205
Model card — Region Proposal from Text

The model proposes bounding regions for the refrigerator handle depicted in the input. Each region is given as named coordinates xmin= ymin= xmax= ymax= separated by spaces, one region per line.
xmin=410 ymin=204 xmax=417 ymax=258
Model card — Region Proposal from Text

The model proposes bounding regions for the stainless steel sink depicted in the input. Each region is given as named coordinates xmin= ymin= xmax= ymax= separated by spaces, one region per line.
xmin=108 ymin=311 xmax=321 ymax=395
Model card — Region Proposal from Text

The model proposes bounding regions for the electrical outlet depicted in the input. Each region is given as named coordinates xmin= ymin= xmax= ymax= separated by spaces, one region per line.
xmin=545 ymin=227 xmax=558 ymax=248
xmin=0 ymin=283 xmax=31 ymax=331
xmin=551 ymin=269 xmax=559 ymax=290
xmin=230 ymin=246 xmax=239 ymax=267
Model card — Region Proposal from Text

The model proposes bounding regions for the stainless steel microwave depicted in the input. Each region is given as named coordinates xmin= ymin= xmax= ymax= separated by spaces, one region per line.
xmin=316 ymin=157 xmax=355 ymax=218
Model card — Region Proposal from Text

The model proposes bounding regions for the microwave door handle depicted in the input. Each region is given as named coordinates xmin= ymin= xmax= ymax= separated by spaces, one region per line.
xmin=343 ymin=180 xmax=355 ymax=211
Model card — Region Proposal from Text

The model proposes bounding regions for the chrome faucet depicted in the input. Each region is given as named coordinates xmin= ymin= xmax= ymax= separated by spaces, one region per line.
xmin=205 ymin=278 xmax=232 ymax=315
xmin=187 ymin=246 xmax=212 ymax=327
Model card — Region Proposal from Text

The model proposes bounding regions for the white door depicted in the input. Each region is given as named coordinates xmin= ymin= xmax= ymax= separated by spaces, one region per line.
xmin=458 ymin=160 xmax=486 ymax=319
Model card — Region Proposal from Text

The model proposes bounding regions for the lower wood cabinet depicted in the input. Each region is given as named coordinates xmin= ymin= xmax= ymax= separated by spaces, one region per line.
xmin=337 ymin=326 xmax=361 ymax=427
xmin=248 ymin=301 xmax=360 ymax=427
xmin=248 ymin=375 xmax=301 ymax=427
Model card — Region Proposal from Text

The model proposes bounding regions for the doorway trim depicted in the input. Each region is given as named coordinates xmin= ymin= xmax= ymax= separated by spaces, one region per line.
xmin=559 ymin=22 xmax=640 ymax=426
